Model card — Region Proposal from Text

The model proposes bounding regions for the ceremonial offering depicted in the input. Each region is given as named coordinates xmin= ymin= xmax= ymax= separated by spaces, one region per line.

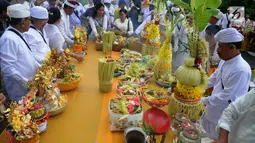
xmin=113 ymin=36 xmax=127 ymax=52
xmin=116 ymin=81 xmax=141 ymax=97
xmin=142 ymin=88 xmax=170 ymax=108
xmin=98 ymin=57 xmax=116 ymax=92
xmin=169 ymin=0 xmax=222 ymax=119
xmin=5 ymin=88 xmax=40 ymax=143
xmin=73 ymin=26 xmax=87 ymax=52
xmin=96 ymin=40 xmax=103 ymax=51
xmin=120 ymin=49 xmax=142 ymax=63
xmin=126 ymin=37 xmax=142 ymax=53
xmin=114 ymin=61 xmax=126 ymax=77
xmin=177 ymin=128 xmax=201 ymax=143
xmin=119 ymin=63 xmax=152 ymax=86
xmin=171 ymin=113 xmax=190 ymax=135
xmin=57 ymin=63 xmax=82 ymax=91
xmin=154 ymin=20 xmax=175 ymax=87
xmin=43 ymin=88 xmax=68 ymax=116
xmin=108 ymin=96 xmax=143 ymax=131
xmin=103 ymin=31 xmax=115 ymax=54
xmin=156 ymin=74 xmax=176 ymax=88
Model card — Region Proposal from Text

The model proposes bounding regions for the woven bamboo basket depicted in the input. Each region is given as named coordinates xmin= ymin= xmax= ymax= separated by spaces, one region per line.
xmin=57 ymin=76 xmax=82 ymax=92
xmin=95 ymin=41 xmax=103 ymax=51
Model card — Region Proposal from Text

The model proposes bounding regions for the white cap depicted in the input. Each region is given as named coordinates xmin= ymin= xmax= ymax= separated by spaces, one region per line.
xmin=214 ymin=9 xmax=223 ymax=19
xmin=104 ymin=0 xmax=112 ymax=3
xmin=171 ymin=7 xmax=180 ymax=12
xmin=7 ymin=4 xmax=30 ymax=18
xmin=65 ymin=0 xmax=79 ymax=8
xmin=214 ymin=28 xmax=244 ymax=43
xmin=227 ymin=7 xmax=233 ymax=11
xmin=31 ymin=6 xmax=48 ymax=19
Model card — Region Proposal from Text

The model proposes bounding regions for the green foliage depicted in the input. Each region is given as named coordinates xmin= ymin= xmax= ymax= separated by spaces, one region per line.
xmin=194 ymin=5 xmax=211 ymax=32
xmin=206 ymin=0 xmax=222 ymax=9
xmin=171 ymin=0 xmax=222 ymax=32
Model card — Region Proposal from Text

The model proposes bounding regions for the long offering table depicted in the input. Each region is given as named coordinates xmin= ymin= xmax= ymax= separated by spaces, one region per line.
xmin=0 ymin=42 xmax=175 ymax=143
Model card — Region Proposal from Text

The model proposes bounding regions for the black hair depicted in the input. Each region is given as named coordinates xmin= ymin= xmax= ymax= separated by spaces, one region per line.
xmin=48 ymin=7 xmax=61 ymax=24
xmin=229 ymin=42 xmax=242 ymax=49
xmin=9 ymin=18 xmax=22 ymax=25
xmin=119 ymin=8 xmax=127 ymax=15
xmin=92 ymin=3 xmax=104 ymax=18
xmin=64 ymin=4 xmax=73 ymax=9
xmin=205 ymin=25 xmax=221 ymax=36
xmin=0 ymin=0 xmax=10 ymax=13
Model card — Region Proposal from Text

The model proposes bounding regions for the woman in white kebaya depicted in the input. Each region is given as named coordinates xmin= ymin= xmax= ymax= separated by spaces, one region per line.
xmin=44 ymin=7 xmax=84 ymax=62
xmin=112 ymin=8 xmax=133 ymax=37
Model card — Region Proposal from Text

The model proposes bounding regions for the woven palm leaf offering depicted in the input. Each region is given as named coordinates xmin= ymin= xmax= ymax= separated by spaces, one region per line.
xmin=120 ymin=49 xmax=142 ymax=63
xmin=113 ymin=35 xmax=127 ymax=52
xmin=169 ymin=0 xmax=222 ymax=119
xmin=28 ymin=50 xmax=61 ymax=96
xmin=142 ymin=87 xmax=171 ymax=108
xmin=114 ymin=60 xmax=126 ymax=77
xmin=141 ymin=22 xmax=161 ymax=55
xmin=98 ymin=56 xmax=116 ymax=93
xmin=103 ymin=31 xmax=115 ymax=54
xmin=116 ymin=80 xmax=141 ymax=97
xmin=4 ymin=88 xmax=42 ymax=143
xmin=119 ymin=63 xmax=153 ymax=86
xmin=154 ymin=19 xmax=181 ymax=88
xmin=108 ymin=96 xmax=143 ymax=131
xmin=73 ymin=26 xmax=87 ymax=53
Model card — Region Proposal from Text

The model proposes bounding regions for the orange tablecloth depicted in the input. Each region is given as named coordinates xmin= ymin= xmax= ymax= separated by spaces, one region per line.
xmin=0 ymin=42 xmax=175 ymax=143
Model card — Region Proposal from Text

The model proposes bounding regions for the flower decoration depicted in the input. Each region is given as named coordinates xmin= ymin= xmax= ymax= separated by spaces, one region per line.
xmin=5 ymin=102 xmax=39 ymax=141
xmin=175 ymin=81 xmax=203 ymax=100
xmin=110 ymin=96 xmax=142 ymax=115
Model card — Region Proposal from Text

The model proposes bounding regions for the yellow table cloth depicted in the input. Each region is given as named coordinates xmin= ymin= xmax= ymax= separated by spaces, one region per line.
xmin=0 ymin=42 xmax=175 ymax=143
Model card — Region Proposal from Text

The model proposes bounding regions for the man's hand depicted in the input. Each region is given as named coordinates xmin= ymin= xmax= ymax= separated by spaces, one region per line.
xmin=122 ymin=32 xmax=128 ymax=36
xmin=213 ymin=128 xmax=229 ymax=143
xmin=72 ymin=53 xmax=84 ymax=62
xmin=0 ymin=93 xmax=6 ymax=104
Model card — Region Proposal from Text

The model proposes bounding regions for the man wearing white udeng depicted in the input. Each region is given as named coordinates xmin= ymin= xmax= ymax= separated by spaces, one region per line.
xmin=200 ymin=28 xmax=251 ymax=139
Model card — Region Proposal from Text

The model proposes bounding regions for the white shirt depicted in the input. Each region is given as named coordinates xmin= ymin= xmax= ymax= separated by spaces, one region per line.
xmin=58 ymin=9 xmax=74 ymax=45
xmin=70 ymin=3 xmax=86 ymax=33
xmin=44 ymin=24 xmax=65 ymax=54
xmin=202 ymin=54 xmax=251 ymax=124
xmin=24 ymin=25 xmax=51 ymax=64
xmin=216 ymin=89 xmax=255 ymax=143
xmin=113 ymin=18 xmax=134 ymax=36
xmin=135 ymin=12 xmax=165 ymax=35
xmin=104 ymin=4 xmax=115 ymax=24
xmin=172 ymin=21 xmax=190 ymax=72
xmin=89 ymin=15 xmax=108 ymax=38
xmin=220 ymin=13 xmax=234 ymax=29
xmin=0 ymin=26 xmax=39 ymax=101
